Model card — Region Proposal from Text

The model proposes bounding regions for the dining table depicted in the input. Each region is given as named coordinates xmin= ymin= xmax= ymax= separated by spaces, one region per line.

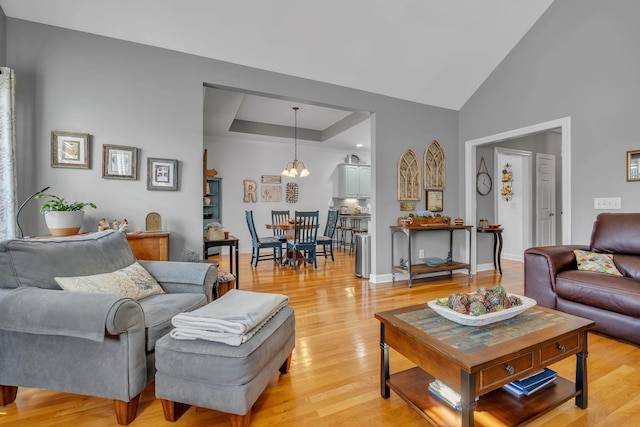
xmin=265 ymin=222 xmax=320 ymax=240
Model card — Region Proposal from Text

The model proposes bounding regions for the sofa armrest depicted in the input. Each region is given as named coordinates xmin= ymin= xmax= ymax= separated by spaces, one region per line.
xmin=523 ymin=245 xmax=588 ymax=309
xmin=138 ymin=260 xmax=217 ymax=301
xmin=0 ymin=287 xmax=143 ymax=341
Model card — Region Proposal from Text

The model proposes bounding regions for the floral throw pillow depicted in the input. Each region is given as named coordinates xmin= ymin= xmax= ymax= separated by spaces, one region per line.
xmin=55 ymin=262 xmax=165 ymax=300
xmin=574 ymin=250 xmax=622 ymax=276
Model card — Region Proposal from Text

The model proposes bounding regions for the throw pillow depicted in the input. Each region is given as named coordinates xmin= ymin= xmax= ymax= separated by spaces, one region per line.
xmin=574 ymin=250 xmax=622 ymax=276
xmin=55 ymin=262 xmax=165 ymax=300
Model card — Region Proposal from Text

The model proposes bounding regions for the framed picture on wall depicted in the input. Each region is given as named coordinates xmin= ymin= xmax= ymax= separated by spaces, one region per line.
xmin=426 ymin=190 xmax=443 ymax=212
xmin=51 ymin=130 xmax=90 ymax=169
xmin=147 ymin=157 xmax=179 ymax=191
xmin=102 ymin=144 xmax=138 ymax=179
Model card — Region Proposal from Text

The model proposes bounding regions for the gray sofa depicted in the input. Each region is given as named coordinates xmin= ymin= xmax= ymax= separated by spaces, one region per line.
xmin=0 ymin=230 xmax=217 ymax=425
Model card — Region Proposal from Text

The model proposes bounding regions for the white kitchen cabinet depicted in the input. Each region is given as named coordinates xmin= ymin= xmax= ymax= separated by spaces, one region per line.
xmin=339 ymin=164 xmax=371 ymax=198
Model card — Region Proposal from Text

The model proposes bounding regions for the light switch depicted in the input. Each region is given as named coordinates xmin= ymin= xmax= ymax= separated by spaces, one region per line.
xmin=594 ymin=197 xmax=622 ymax=210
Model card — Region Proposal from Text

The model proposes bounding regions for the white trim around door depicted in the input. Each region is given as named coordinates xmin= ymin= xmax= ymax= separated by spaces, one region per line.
xmin=464 ymin=117 xmax=572 ymax=275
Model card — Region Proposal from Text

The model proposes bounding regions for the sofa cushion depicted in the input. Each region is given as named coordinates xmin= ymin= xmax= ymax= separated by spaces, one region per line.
xmin=610 ymin=254 xmax=640 ymax=280
xmin=573 ymin=250 xmax=621 ymax=276
xmin=591 ymin=213 xmax=640 ymax=255
xmin=138 ymin=293 xmax=207 ymax=352
xmin=0 ymin=230 xmax=135 ymax=290
xmin=55 ymin=262 xmax=165 ymax=300
xmin=556 ymin=270 xmax=640 ymax=317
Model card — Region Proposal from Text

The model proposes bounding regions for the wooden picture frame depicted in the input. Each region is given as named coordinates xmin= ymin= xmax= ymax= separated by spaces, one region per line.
xmin=426 ymin=190 xmax=443 ymax=212
xmin=261 ymin=175 xmax=282 ymax=184
xmin=147 ymin=158 xmax=179 ymax=191
xmin=51 ymin=130 xmax=90 ymax=169
xmin=102 ymin=144 xmax=138 ymax=179
xmin=627 ymin=149 xmax=640 ymax=181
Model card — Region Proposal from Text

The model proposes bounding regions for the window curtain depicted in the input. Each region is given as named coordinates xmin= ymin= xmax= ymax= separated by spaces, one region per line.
xmin=0 ymin=67 xmax=17 ymax=240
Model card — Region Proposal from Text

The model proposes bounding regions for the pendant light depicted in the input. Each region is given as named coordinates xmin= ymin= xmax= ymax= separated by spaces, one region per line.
xmin=281 ymin=107 xmax=310 ymax=177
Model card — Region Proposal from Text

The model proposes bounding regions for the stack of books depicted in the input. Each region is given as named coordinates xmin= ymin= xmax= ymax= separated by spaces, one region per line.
xmin=503 ymin=368 xmax=557 ymax=396
xmin=428 ymin=379 xmax=478 ymax=411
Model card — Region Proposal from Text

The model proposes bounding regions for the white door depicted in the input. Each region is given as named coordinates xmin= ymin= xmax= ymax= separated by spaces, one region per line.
xmin=495 ymin=148 xmax=532 ymax=262
xmin=536 ymin=154 xmax=556 ymax=246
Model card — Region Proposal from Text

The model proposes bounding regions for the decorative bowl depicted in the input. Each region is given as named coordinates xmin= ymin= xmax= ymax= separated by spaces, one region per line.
xmin=488 ymin=224 xmax=501 ymax=229
xmin=427 ymin=294 xmax=536 ymax=326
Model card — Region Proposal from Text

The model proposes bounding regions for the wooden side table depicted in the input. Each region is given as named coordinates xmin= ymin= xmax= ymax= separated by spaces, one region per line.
xmin=203 ymin=236 xmax=239 ymax=288
xmin=127 ymin=231 xmax=170 ymax=261
xmin=477 ymin=227 xmax=503 ymax=274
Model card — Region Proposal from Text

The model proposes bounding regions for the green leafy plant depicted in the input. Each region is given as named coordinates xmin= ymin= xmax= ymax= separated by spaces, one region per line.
xmin=35 ymin=194 xmax=97 ymax=213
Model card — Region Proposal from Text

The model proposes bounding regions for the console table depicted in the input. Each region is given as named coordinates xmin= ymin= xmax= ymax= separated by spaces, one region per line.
xmin=390 ymin=224 xmax=473 ymax=287
xmin=126 ymin=231 xmax=169 ymax=261
xmin=476 ymin=227 xmax=503 ymax=274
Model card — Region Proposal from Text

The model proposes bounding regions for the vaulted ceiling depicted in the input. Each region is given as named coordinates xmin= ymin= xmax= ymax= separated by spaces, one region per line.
xmin=0 ymin=0 xmax=555 ymax=150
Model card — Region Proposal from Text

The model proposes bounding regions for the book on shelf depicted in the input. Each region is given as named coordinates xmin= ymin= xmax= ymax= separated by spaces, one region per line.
xmin=503 ymin=368 xmax=557 ymax=396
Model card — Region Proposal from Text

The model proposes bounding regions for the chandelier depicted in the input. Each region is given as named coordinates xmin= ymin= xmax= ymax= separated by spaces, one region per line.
xmin=281 ymin=107 xmax=310 ymax=177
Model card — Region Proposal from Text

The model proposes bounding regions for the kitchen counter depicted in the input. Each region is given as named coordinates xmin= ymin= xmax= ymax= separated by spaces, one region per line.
xmin=339 ymin=213 xmax=371 ymax=219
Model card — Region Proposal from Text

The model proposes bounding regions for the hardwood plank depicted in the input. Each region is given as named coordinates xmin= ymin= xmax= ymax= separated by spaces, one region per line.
xmin=1 ymin=251 xmax=638 ymax=426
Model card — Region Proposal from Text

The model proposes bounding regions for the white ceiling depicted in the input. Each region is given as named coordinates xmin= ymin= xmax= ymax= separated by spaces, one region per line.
xmin=0 ymin=0 xmax=555 ymax=150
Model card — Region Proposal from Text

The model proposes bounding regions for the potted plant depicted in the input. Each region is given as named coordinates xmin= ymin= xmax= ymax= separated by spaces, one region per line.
xmin=35 ymin=193 xmax=97 ymax=237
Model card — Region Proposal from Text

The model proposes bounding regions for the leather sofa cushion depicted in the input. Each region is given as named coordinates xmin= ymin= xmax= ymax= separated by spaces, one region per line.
xmin=591 ymin=213 xmax=640 ymax=255
xmin=612 ymin=254 xmax=640 ymax=280
xmin=556 ymin=270 xmax=640 ymax=317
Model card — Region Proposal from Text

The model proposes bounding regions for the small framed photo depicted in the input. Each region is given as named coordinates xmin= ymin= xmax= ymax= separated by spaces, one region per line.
xmin=426 ymin=190 xmax=443 ymax=212
xmin=102 ymin=144 xmax=138 ymax=180
xmin=51 ymin=130 xmax=90 ymax=169
xmin=147 ymin=157 xmax=179 ymax=191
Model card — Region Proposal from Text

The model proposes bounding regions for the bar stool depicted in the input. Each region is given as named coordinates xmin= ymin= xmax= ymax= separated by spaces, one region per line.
xmin=349 ymin=218 xmax=365 ymax=255
xmin=338 ymin=217 xmax=353 ymax=252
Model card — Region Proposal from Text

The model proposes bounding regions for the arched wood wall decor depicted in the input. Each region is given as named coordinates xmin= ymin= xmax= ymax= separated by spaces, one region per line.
xmin=398 ymin=149 xmax=421 ymax=200
xmin=424 ymin=140 xmax=446 ymax=190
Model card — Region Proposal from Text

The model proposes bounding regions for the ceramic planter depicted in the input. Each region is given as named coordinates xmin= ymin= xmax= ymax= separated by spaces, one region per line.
xmin=44 ymin=211 xmax=85 ymax=236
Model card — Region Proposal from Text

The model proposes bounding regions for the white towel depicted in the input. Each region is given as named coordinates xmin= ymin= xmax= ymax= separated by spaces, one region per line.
xmin=169 ymin=289 xmax=288 ymax=345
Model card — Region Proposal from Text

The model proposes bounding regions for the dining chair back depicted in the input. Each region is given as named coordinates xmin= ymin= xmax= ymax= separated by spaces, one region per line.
xmin=245 ymin=210 xmax=282 ymax=267
xmin=271 ymin=210 xmax=290 ymax=254
xmin=286 ymin=210 xmax=319 ymax=271
xmin=317 ymin=210 xmax=339 ymax=261
xmin=271 ymin=210 xmax=290 ymax=242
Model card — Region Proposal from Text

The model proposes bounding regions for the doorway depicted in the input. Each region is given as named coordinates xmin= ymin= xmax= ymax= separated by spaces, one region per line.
xmin=494 ymin=148 xmax=532 ymax=262
xmin=464 ymin=117 xmax=572 ymax=274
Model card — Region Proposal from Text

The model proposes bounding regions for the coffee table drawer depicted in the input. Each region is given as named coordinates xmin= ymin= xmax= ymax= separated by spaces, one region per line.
xmin=540 ymin=334 xmax=580 ymax=364
xmin=479 ymin=352 xmax=534 ymax=390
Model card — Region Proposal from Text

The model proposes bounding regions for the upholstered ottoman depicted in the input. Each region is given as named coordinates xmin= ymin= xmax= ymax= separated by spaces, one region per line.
xmin=155 ymin=305 xmax=295 ymax=426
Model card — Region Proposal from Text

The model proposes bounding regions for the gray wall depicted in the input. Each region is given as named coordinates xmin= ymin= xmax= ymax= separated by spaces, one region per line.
xmin=460 ymin=0 xmax=640 ymax=245
xmin=7 ymin=18 xmax=458 ymax=273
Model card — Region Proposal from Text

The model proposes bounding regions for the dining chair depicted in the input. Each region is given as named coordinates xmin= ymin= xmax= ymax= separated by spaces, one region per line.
xmin=245 ymin=210 xmax=282 ymax=267
xmin=317 ymin=210 xmax=339 ymax=261
xmin=286 ymin=210 xmax=319 ymax=271
xmin=271 ymin=210 xmax=290 ymax=250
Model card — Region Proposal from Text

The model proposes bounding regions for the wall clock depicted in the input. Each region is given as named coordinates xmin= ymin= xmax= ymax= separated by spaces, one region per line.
xmin=476 ymin=156 xmax=492 ymax=196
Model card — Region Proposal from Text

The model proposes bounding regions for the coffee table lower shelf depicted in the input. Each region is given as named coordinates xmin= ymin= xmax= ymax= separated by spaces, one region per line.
xmin=388 ymin=367 xmax=579 ymax=427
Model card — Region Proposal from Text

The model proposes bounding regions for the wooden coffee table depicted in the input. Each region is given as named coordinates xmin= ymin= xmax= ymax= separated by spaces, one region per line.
xmin=375 ymin=304 xmax=595 ymax=427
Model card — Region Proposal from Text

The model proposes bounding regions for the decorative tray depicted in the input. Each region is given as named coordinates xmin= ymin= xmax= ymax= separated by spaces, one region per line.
xmin=427 ymin=294 xmax=536 ymax=326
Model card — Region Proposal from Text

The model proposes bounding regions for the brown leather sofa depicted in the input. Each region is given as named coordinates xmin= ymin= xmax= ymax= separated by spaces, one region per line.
xmin=524 ymin=213 xmax=640 ymax=345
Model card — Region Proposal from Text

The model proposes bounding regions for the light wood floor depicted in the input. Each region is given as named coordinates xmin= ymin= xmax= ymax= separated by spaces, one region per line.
xmin=2 ymin=249 xmax=639 ymax=426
